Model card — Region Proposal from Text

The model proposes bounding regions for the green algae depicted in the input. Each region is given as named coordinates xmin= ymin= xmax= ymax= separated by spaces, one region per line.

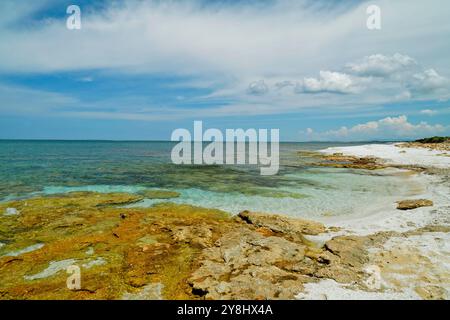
xmin=0 ymin=192 xmax=233 ymax=300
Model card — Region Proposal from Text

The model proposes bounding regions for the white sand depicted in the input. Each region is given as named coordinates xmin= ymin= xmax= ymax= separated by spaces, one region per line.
xmin=321 ymin=143 xmax=450 ymax=168
xmin=296 ymin=279 xmax=421 ymax=300
xmin=297 ymin=143 xmax=450 ymax=300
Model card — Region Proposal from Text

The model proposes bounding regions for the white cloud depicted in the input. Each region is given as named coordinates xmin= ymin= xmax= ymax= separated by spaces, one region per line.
xmin=420 ymin=109 xmax=437 ymax=116
xmin=296 ymin=71 xmax=362 ymax=94
xmin=0 ymin=0 xmax=449 ymax=120
xmin=410 ymin=69 xmax=449 ymax=94
xmin=346 ymin=53 xmax=417 ymax=77
xmin=303 ymin=115 xmax=448 ymax=141
xmin=247 ymin=80 xmax=269 ymax=95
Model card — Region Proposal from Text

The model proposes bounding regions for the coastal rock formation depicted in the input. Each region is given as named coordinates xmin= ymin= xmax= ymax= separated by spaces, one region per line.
xmin=187 ymin=211 xmax=374 ymax=299
xmin=397 ymin=199 xmax=434 ymax=210
xmin=298 ymin=151 xmax=386 ymax=170
xmin=0 ymin=193 xmax=370 ymax=300
xmin=0 ymin=192 xmax=446 ymax=300
xmin=238 ymin=210 xmax=327 ymax=236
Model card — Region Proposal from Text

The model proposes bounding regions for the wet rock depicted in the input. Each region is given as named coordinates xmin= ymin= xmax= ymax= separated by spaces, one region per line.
xmin=238 ymin=210 xmax=326 ymax=236
xmin=397 ymin=199 xmax=433 ymax=210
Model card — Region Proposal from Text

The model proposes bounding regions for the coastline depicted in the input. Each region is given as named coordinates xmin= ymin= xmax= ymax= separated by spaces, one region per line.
xmin=297 ymin=143 xmax=450 ymax=299
xmin=0 ymin=142 xmax=449 ymax=300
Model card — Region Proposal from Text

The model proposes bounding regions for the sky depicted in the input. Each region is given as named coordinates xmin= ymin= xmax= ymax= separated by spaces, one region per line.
xmin=0 ymin=0 xmax=449 ymax=141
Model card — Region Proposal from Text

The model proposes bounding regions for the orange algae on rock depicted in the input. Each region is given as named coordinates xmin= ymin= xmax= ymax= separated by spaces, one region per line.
xmin=0 ymin=192 xmax=233 ymax=300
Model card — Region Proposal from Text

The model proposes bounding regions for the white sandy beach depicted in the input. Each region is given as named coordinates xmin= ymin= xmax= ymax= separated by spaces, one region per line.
xmin=297 ymin=143 xmax=450 ymax=300
xmin=322 ymin=143 xmax=450 ymax=168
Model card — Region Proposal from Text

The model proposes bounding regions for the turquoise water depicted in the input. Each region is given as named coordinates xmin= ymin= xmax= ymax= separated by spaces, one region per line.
xmin=0 ymin=140 xmax=420 ymax=218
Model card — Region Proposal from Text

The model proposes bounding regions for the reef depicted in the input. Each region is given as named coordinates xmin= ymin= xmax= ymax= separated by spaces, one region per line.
xmin=0 ymin=192 xmax=446 ymax=300
xmin=298 ymin=151 xmax=386 ymax=170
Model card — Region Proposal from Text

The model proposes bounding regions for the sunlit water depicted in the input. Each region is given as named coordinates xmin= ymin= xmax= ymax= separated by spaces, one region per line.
xmin=0 ymin=140 xmax=424 ymax=218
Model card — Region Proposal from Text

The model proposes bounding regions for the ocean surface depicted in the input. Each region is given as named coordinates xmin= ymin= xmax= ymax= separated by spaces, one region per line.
xmin=0 ymin=140 xmax=422 ymax=219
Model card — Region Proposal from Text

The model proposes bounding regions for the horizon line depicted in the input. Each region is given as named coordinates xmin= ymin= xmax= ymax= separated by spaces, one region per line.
xmin=0 ymin=138 xmax=409 ymax=143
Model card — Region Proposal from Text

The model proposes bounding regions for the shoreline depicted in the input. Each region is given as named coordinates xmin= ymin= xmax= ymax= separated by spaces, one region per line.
xmin=296 ymin=143 xmax=450 ymax=299
xmin=0 ymin=142 xmax=449 ymax=300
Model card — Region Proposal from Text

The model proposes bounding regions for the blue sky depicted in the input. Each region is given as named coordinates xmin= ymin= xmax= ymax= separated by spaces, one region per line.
xmin=0 ymin=0 xmax=449 ymax=141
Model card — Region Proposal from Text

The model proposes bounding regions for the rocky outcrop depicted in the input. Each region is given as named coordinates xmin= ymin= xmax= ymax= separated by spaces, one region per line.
xmin=397 ymin=199 xmax=433 ymax=210
xmin=298 ymin=151 xmax=386 ymax=170
xmin=1 ymin=192 xmax=444 ymax=300
xmin=187 ymin=211 xmax=373 ymax=300
xmin=238 ymin=210 xmax=327 ymax=236
xmin=398 ymin=141 xmax=450 ymax=152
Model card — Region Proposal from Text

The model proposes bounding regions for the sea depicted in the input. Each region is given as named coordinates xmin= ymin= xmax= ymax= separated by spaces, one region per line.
xmin=0 ymin=140 xmax=422 ymax=220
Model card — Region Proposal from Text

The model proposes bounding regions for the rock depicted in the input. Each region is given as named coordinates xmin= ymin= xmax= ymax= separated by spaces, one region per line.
xmin=122 ymin=283 xmax=164 ymax=300
xmin=415 ymin=285 xmax=447 ymax=300
xmin=324 ymin=236 xmax=369 ymax=268
xmin=315 ymin=153 xmax=385 ymax=170
xmin=171 ymin=224 xmax=213 ymax=248
xmin=238 ymin=210 xmax=326 ymax=236
xmin=188 ymin=227 xmax=307 ymax=299
xmin=397 ymin=199 xmax=433 ymax=210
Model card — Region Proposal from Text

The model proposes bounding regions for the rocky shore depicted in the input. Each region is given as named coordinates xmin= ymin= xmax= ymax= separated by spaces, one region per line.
xmin=0 ymin=143 xmax=448 ymax=300
xmin=0 ymin=186 xmax=448 ymax=299
xmin=0 ymin=191 xmax=371 ymax=299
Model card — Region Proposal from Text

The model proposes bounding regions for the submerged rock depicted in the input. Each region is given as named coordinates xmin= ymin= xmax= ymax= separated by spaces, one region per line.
xmin=397 ymin=199 xmax=434 ymax=210
xmin=138 ymin=190 xmax=181 ymax=199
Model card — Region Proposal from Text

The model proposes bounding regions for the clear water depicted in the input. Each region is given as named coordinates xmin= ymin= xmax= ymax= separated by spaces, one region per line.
xmin=0 ymin=140 xmax=422 ymax=218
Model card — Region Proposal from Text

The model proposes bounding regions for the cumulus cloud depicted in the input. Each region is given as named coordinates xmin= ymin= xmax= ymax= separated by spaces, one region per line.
xmin=303 ymin=115 xmax=448 ymax=141
xmin=295 ymin=71 xmax=362 ymax=94
xmin=247 ymin=80 xmax=269 ymax=95
xmin=0 ymin=0 xmax=449 ymax=121
xmin=253 ymin=52 xmax=449 ymax=103
xmin=410 ymin=69 xmax=449 ymax=94
xmin=346 ymin=53 xmax=417 ymax=77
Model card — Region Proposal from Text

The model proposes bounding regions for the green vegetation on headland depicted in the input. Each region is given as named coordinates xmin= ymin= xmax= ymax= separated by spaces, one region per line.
xmin=415 ymin=136 xmax=450 ymax=144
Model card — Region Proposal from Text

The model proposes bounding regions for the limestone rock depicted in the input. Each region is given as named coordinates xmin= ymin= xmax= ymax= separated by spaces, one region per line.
xmin=238 ymin=210 xmax=326 ymax=236
xmin=188 ymin=227 xmax=307 ymax=299
xmin=171 ymin=224 xmax=213 ymax=248
xmin=397 ymin=199 xmax=433 ymax=210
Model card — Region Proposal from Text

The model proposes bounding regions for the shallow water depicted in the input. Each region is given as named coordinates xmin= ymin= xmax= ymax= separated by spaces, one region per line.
xmin=0 ymin=140 xmax=423 ymax=218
